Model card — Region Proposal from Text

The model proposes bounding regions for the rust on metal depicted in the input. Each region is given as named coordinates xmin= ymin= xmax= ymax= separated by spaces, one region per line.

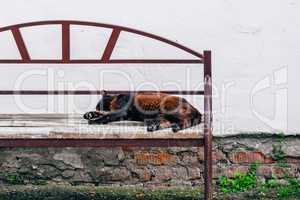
xmin=101 ymin=28 xmax=121 ymax=61
xmin=62 ymin=22 xmax=70 ymax=62
xmin=0 ymin=90 xmax=204 ymax=95
xmin=11 ymin=28 xmax=30 ymax=61
xmin=203 ymin=50 xmax=213 ymax=200
xmin=0 ymin=20 xmax=203 ymax=60
xmin=0 ymin=59 xmax=202 ymax=64
xmin=0 ymin=138 xmax=203 ymax=148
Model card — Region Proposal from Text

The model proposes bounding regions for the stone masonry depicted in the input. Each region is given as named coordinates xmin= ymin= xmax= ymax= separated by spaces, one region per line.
xmin=0 ymin=134 xmax=299 ymax=187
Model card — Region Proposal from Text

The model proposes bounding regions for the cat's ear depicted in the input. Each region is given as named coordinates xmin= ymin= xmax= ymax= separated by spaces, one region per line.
xmin=96 ymin=95 xmax=115 ymax=111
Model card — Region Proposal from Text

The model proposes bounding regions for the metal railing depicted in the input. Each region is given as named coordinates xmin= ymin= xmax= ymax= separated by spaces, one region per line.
xmin=0 ymin=21 xmax=213 ymax=200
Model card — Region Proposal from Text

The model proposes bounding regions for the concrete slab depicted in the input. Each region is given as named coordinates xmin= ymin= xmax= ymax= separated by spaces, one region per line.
xmin=0 ymin=114 xmax=203 ymax=139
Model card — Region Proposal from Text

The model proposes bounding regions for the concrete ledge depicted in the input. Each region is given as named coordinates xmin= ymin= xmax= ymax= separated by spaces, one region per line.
xmin=0 ymin=114 xmax=203 ymax=139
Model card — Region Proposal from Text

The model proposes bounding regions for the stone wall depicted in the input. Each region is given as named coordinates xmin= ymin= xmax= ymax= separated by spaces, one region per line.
xmin=0 ymin=134 xmax=299 ymax=187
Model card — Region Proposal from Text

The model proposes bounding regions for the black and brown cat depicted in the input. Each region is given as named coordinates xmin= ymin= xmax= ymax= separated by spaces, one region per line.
xmin=83 ymin=92 xmax=202 ymax=132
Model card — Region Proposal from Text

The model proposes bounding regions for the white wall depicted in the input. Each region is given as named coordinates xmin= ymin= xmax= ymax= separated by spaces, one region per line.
xmin=0 ymin=0 xmax=299 ymax=135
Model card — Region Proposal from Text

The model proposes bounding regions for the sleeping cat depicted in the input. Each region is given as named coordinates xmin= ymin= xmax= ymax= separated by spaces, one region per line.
xmin=83 ymin=92 xmax=202 ymax=132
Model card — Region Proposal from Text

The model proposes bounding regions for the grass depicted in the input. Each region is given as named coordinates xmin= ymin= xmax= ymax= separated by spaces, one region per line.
xmin=218 ymin=162 xmax=300 ymax=199
xmin=260 ymin=177 xmax=300 ymax=199
xmin=0 ymin=186 xmax=204 ymax=200
xmin=0 ymin=184 xmax=299 ymax=200
xmin=219 ymin=163 xmax=258 ymax=193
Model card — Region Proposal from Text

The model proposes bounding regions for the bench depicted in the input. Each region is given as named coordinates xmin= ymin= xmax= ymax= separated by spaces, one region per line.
xmin=0 ymin=20 xmax=213 ymax=199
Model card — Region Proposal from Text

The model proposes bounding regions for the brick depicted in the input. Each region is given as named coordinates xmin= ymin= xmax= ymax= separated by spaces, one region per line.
xmin=229 ymin=151 xmax=274 ymax=164
xmin=135 ymin=152 xmax=177 ymax=166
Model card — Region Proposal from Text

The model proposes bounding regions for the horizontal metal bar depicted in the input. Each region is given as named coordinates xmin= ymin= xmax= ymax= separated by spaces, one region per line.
xmin=110 ymin=59 xmax=203 ymax=64
xmin=0 ymin=138 xmax=203 ymax=148
xmin=0 ymin=59 xmax=203 ymax=64
xmin=0 ymin=90 xmax=204 ymax=95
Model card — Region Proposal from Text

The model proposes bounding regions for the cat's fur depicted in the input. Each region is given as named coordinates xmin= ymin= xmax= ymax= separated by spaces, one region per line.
xmin=83 ymin=92 xmax=202 ymax=132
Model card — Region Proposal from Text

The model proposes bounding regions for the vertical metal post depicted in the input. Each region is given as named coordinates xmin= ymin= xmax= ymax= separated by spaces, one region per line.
xmin=203 ymin=50 xmax=213 ymax=200
xmin=62 ymin=22 xmax=70 ymax=62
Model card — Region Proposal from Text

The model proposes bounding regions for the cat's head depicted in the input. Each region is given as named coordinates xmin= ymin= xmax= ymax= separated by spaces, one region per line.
xmin=95 ymin=94 xmax=115 ymax=112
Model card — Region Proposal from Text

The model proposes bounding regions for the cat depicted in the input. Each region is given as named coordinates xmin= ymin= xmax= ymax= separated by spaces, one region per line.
xmin=83 ymin=92 xmax=202 ymax=132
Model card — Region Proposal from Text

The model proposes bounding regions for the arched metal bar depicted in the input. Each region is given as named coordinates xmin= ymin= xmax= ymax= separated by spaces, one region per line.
xmin=0 ymin=20 xmax=203 ymax=63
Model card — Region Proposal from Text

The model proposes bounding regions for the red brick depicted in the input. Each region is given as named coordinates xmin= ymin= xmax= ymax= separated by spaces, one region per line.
xmin=135 ymin=152 xmax=177 ymax=165
xmin=229 ymin=151 xmax=274 ymax=164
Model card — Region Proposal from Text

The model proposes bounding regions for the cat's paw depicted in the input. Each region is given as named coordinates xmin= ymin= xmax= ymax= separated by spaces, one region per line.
xmin=147 ymin=123 xmax=160 ymax=132
xmin=88 ymin=115 xmax=110 ymax=125
xmin=83 ymin=111 xmax=100 ymax=120
xmin=171 ymin=124 xmax=182 ymax=132
xmin=146 ymin=119 xmax=160 ymax=132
